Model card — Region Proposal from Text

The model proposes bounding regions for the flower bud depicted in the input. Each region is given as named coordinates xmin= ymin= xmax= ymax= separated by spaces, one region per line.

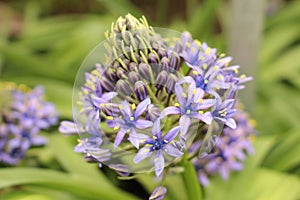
xmin=134 ymin=81 xmax=148 ymax=101
xmin=165 ymin=74 xmax=178 ymax=94
xmin=156 ymin=71 xmax=168 ymax=90
xmin=148 ymin=52 xmax=159 ymax=64
xmin=128 ymin=71 xmax=140 ymax=84
xmin=160 ymin=57 xmax=170 ymax=71
xmin=138 ymin=63 xmax=152 ymax=81
xmin=115 ymin=80 xmax=131 ymax=96
xmin=169 ymin=52 xmax=181 ymax=71
xmin=146 ymin=104 xmax=160 ymax=122
xmin=149 ymin=186 xmax=167 ymax=200
xmin=99 ymin=76 xmax=114 ymax=91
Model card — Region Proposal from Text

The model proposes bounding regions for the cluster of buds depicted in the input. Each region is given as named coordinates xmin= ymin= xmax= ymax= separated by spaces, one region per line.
xmin=59 ymin=14 xmax=254 ymax=199
xmin=0 ymin=82 xmax=58 ymax=165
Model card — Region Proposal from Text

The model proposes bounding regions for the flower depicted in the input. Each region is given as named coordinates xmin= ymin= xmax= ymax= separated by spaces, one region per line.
xmin=212 ymin=99 xmax=237 ymax=129
xmin=106 ymin=98 xmax=153 ymax=148
xmin=149 ymin=186 xmax=167 ymax=200
xmin=0 ymin=83 xmax=58 ymax=165
xmin=193 ymin=109 xmax=255 ymax=186
xmin=160 ymin=82 xmax=215 ymax=136
xmin=134 ymin=119 xmax=183 ymax=176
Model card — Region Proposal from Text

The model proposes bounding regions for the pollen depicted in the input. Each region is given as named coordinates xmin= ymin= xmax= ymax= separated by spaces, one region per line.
xmin=131 ymin=103 xmax=136 ymax=110
xmin=114 ymin=126 xmax=120 ymax=130
xmin=140 ymin=139 xmax=146 ymax=143
xmin=220 ymin=53 xmax=225 ymax=58
xmin=182 ymin=93 xmax=187 ymax=98
xmin=205 ymin=48 xmax=211 ymax=54
xmin=198 ymin=99 xmax=203 ymax=103
xmin=199 ymin=111 xmax=204 ymax=114
xmin=213 ymin=66 xmax=219 ymax=71
xmin=119 ymin=105 xmax=123 ymax=110
xmin=202 ymin=63 xmax=207 ymax=70
xmin=240 ymin=74 xmax=246 ymax=79
xmin=130 ymin=116 xmax=134 ymax=121
xmin=192 ymin=70 xmax=198 ymax=75
xmin=204 ymin=79 xmax=209 ymax=84
xmin=193 ymin=89 xmax=197 ymax=94
xmin=174 ymin=103 xmax=180 ymax=107
xmin=87 ymin=106 xmax=93 ymax=111
xmin=195 ymin=39 xmax=201 ymax=46
xmin=186 ymin=109 xmax=191 ymax=114
xmin=217 ymin=75 xmax=223 ymax=80
xmin=152 ymin=136 xmax=157 ymax=139
xmin=106 ymin=116 xmax=114 ymax=120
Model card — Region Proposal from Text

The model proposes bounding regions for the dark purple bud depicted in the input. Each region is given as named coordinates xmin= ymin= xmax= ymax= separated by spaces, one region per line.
xmin=99 ymin=76 xmax=114 ymax=91
xmin=165 ymin=74 xmax=178 ymax=94
xmin=156 ymin=71 xmax=168 ymax=90
xmin=139 ymin=63 xmax=152 ymax=81
xmin=148 ymin=52 xmax=159 ymax=64
xmin=169 ymin=52 xmax=181 ymax=71
xmin=146 ymin=104 xmax=160 ymax=122
xmin=115 ymin=80 xmax=131 ymax=96
xmin=104 ymin=68 xmax=117 ymax=82
xmin=101 ymin=103 xmax=121 ymax=116
xmin=134 ymin=81 xmax=148 ymax=101
xmin=116 ymin=68 xmax=126 ymax=79
xmin=158 ymin=48 xmax=167 ymax=58
xmin=128 ymin=71 xmax=140 ymax=84
xmin=160 ymin=57 xmax=170 ymax=71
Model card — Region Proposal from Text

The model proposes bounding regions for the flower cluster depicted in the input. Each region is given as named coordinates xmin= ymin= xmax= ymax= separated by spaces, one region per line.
xmin=59 ymin=14 xmax=253 ymax=199
xmin=192 ymin=109 xmax=255 ymax=186
xmin=0 ymin=83 xmax=58 ymax=165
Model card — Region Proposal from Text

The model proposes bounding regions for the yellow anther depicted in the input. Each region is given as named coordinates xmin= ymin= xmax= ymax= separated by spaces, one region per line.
xmin=220 ymin=53 xmax=225 ymax=58
xmin=215 ymin=85 xmax=220 ymax=90
xmin=119 ymin=105 xmax=123 ymax=110
xmin=131 ymin=103 xmax=136 ymax=110
xmin=186 ymin=110 xmax=191 ymax=114
xmin=192 ymin=70 xmax=198 ymax=75
xmin=126 ymin=129 xmax=131 ymax=133
xmin=114 ymin=126 xmax=120 ymax=130
xmin=182 ymin=93 xmax=187 ymax=98
xmin=174 ymin=103 xmax=180 ymax=107
xmin=205 ymin=47 xmax=211 ymax=54
xmin=199 ymin=111 xmax=204 ymax=114
xmin=234 ymin=68 xmax=239 ymax=73
xmin=145 ymin=144 xmax=153 ymax=147
xmin=202 ymin=63 xmax=207 ymax=70
xmin=140 ymin=139 xmax=146 ymax=143
xmin=204 ymin=80 xmax=209 ymax=84
xmin=106 ymin=116 xmax=114 ymax=120
xmin=198 ymin=99 xmax=203 ymax=103
xmin=240 ymin=74 xmax=246 ymax=79
xmin=213 ymin=66 xmax=219 ymax=71
xmin=100 ymin=103 xmax=105 ymax=107
xmin=87 ymin=106 xmax=93 ymax=111
xmin=83 ymin=89 xmax=89 ymax=95
xmin=144 ymin=148 xmax=150 ymax=153
xmin=195 ymin=39 xmax=202 ymax=46
xmin=152 ymin=136 xmax=157 ymax=139
xmin=77 ymin=139 xmax=82 ymax=146
xmin=193 ymin=89 xmax=197 ymax=94
xmin=217 ymin=75 xmax=223 ymax=80
xmin=130 ymin=116 xmax=134 ymax=121
xmin=225 ymin=62 xmax=230 ymax=67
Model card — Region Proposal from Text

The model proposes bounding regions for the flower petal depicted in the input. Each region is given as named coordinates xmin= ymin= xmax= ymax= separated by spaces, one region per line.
xmin=174 ymin=84 xmax=186 ymax=105
xmin=149 ymin=186 xmax=167 ymax=200
xmin=128 ymin=129 xmax=140 ymax=149
xmin=225 ymin=118 xmax=237 ymax=129
xmin=135 ymin=98 xmax=151 ymax=118
xmin=121 ymin=100 xmax=131 ymax=116
xmin=192 ymin=112 xmax=212 ymax=125
xmin=179 ymin=115 xmax=191 ymax=136
xmin=163 ymin=126 xmax=180 ymax=142
xmin=101 ymin=92 xmax=118 ymax=101
xmin=195 ymin=99 xmax=216 ymax=110
xmin=154 ymin=151 xmax=165 ymax=177
xmin=160 ymin=106 xmax=180 ymax=118
xmin=135 ymin=119 xmax=153 ymax=129
xmin=152 ymin=118 xmax=162 ymax=138
xmin=114 ymin=129 xmax=127 ymax=148
xmin=164 ymin=143 xmax=183 ymax=157
xmin=133 ymin=147 xmax=153 ymax=163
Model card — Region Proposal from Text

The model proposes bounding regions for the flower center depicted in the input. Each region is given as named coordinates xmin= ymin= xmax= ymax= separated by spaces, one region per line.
xmin=195 ymin=75 xmax=208 ymax=90
xmin=152 ymin=139 xmax=164 ymax=150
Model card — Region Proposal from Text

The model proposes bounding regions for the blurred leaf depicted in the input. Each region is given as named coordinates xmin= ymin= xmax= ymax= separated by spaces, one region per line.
xmin=97 ymin=0 xmax=141 ymax=16
xmin=0 ymin=168 xmax=137 ymax=200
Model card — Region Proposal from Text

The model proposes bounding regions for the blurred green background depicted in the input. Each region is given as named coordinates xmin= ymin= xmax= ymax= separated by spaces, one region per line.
xmin=0 ymin=0 xmax=300 ymax=199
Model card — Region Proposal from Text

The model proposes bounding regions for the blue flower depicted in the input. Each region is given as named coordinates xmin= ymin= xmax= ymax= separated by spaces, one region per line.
xmin=212 ymin=99 xmax=237 ymax=129
xmin=160 ymin=82 xmax=215 ymax=136
xmin=133 ymin=119 xmax=183 ymax=177
xmin=106 ymin=98 xmax=153 ymax=149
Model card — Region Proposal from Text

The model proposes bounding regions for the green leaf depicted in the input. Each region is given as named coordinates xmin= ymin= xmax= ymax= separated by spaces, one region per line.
xmin=0 ymin=168 xmax=137 ymax=200
xmin=181 ymin=158 xmax=202 ymax=200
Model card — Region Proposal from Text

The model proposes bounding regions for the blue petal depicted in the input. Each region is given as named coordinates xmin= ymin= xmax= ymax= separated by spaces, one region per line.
xmin=114 ymin=129 xmax=127 ymax=148
xmin=160 ymin=106 xmax=180 ymax=118
xmin=101 ymin=92 xmax=118 ymax=101
xmin=179 ymin=115 xmax=191 ymax=136
xmin=154 ymin=151 xmax=165 ymax=177
xmin=164 ymin=143 xmax=183 ymax=157
xmin=135 ymin=98 xmax=150 ymax=118
xmin=128 ymin=129 xmax=140 ymax=149
xmin=152 ymin=118 xmax=162 ymax=138
xmin=133 ymin=147 xmax=153 ymax=163
xmin=195 ymin=99 xmax=216 ymax=110
xmin=174 ymin=84 xmax=186 ymax=105
xmin=163 ymin=126 xmax=180 ymax=142
xmin=121 ymin=100 xmax=132 ymax=116
xmin=225 ymin=118 xmax=237 ymax=129
xmin=192 ymin=112 xmax=212 ymax=125
xmin=135 ymin=119 xmax=153 ymax=129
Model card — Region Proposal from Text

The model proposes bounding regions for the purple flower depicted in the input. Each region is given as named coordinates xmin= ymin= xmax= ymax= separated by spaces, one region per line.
xmin=106 ymin=98 xmax=153 ymax=149
xmin=212 ymin=99 xmax=237 ymax=129
xmin=160 ymin=82 xmax=215 ymax=136
xmin=133 ymin=119 xmax=183 ymax=176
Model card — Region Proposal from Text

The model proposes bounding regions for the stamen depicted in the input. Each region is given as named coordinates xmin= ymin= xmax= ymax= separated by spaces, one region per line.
xmin=130 ymin=116 xmax=134 ymax=121
xmin=106 ymin=116 xmax=114 ymax=120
